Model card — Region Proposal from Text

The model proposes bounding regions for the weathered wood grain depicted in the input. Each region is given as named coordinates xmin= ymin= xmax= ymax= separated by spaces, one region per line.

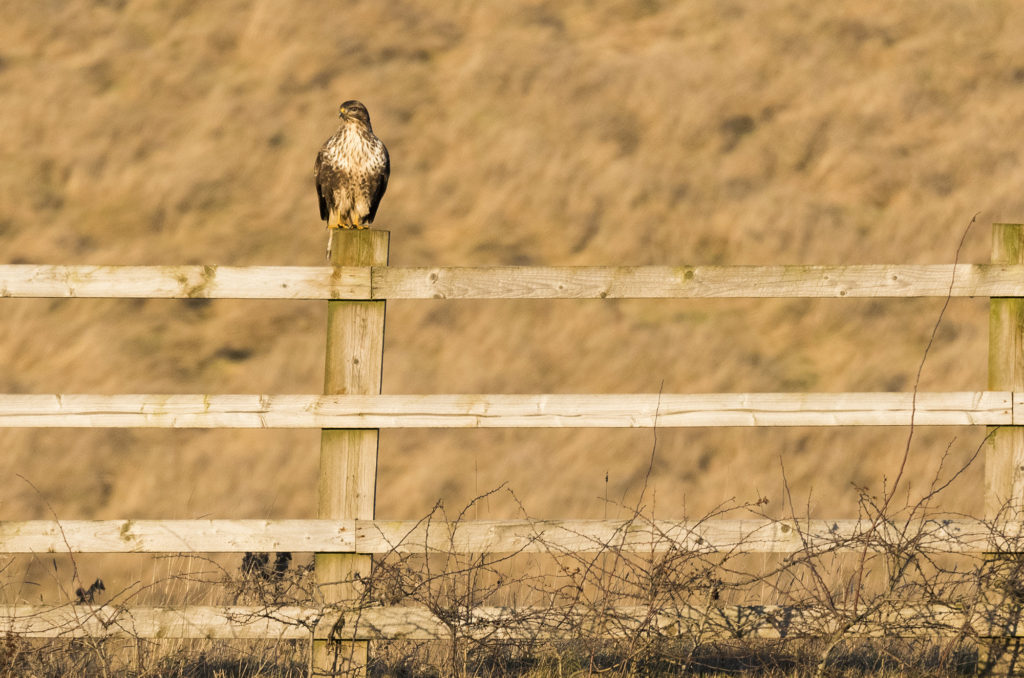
xmin=355 ymin=517 xmax=1010 ymax=554
xmin=316 ymin=229 xmax=388 ymax=675
xmin=0 ymin=520 xmax=356 ymax=553
xmin=4 ymin=264 xmax=1024 ymax=299
xmin=983 ymin=225 xmax=1024 ymax=672
xmin=0 ymin=518 xmax=1010 ymax=554
xmin=372 ymin=264 xmax=1024 ymax=299
xmin=0 ymin=392 xmax=1010 ymax=428
xmin=0 ymin=605 xmax=320 ymax=639
xmin=0 ymin=265 xmax=369 ymax=299
xmin=0 ymin=603 xmax=1004 ymax=640
xmin=988 ymin=225 xmax=1024 ymax=519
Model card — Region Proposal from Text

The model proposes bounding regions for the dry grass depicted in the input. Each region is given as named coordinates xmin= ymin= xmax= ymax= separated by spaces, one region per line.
xmin=3 ymin=0 xmax=1024 ymax=673
xmin=0 ymin=480 xmax=1002 ymax=676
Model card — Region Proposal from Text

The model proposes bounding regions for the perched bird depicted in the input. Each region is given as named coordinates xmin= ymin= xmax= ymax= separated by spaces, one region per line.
xmin=314 ymin=100 xmax=390 ymax=259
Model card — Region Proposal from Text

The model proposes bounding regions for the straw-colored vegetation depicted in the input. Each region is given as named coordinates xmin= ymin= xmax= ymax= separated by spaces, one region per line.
xmin=4 ymin=1 xmax=1024 ymax=674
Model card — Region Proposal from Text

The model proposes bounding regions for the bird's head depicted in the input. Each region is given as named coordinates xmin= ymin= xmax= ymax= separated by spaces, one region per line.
xmin=338 ymin=100 xmax=372 ymax=128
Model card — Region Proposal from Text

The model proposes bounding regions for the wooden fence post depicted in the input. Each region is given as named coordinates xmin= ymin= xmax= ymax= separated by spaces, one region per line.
xmin=984 ymin=222 xmax=1024 ymax=675
xmin=314 ymin=229 xmax=388 ymax=676
xmin=987 ymin=223 xmax=1024 ymax=519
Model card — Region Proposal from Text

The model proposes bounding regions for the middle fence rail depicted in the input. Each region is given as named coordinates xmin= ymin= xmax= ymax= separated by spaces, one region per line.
xmin=2 ymin=228 xmax=1024 ymax=653
xmin=0 ymin=392 xmax=1013 ymax=427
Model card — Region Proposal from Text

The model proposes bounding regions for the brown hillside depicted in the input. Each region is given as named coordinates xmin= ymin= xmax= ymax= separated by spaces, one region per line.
xmin=2 ymin=0 xmax=1024 ymax=549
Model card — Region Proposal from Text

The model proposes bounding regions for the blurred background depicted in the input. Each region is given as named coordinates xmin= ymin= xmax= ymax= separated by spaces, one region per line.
xmin=2 ymin=1 xmax=1024 ymax=588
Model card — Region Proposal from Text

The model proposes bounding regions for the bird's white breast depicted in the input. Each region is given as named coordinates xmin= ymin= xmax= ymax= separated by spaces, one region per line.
xmin=325 ymin=123 xmax=386 ymax=173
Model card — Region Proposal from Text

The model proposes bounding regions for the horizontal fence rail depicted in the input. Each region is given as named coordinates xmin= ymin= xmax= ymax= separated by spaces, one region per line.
xmin=0 ymin=518 xmax=1015 ymax=554
xmin=0 ymin=520 xmax=355 ymax=554
xmin=374 ymin=264 xmax=1024 ymax=300
xmin=5 ymin=264 xmax=1024 ymax=299
xmin=0 ymin=603 xmax=1011 ymax=640
xmin=0 ymin=265 xmax=369 ymax=299
xmin=0 ymin=392 xmax=1013 ymax=428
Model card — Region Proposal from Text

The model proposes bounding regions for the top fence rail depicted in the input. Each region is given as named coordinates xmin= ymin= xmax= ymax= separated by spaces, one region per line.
xmin=3 ymin=264 xmax=1024 ymax=300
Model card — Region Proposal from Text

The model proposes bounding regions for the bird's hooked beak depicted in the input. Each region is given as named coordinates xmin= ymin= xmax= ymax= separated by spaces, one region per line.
xmin=338 ymin=107 xmax=348 ymax=119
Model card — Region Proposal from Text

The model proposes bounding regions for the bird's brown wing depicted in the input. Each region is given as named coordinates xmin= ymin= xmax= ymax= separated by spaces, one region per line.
xmin=314 ymin=150 xmax=329 ymax=221
xmin=366 ymin=145 xmax=390 ymax=222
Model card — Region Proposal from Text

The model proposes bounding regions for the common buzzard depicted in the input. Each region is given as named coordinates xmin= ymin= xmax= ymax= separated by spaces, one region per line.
xmin=314 ymin=100 xmax=390 ymax=259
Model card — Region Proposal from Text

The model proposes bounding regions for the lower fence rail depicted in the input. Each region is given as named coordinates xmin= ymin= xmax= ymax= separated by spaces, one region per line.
xmin=0 ymin=603 xmax=1011 ymax=640
xmin=0 ymin=518 xmax=1019 ymax=554
xmin=4 ymin=519 xmax=1022 ymax=645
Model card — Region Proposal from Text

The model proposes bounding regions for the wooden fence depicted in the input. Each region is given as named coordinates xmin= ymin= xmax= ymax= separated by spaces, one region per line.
xmin=3 ymin=225 xmax=1024 ymax=673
